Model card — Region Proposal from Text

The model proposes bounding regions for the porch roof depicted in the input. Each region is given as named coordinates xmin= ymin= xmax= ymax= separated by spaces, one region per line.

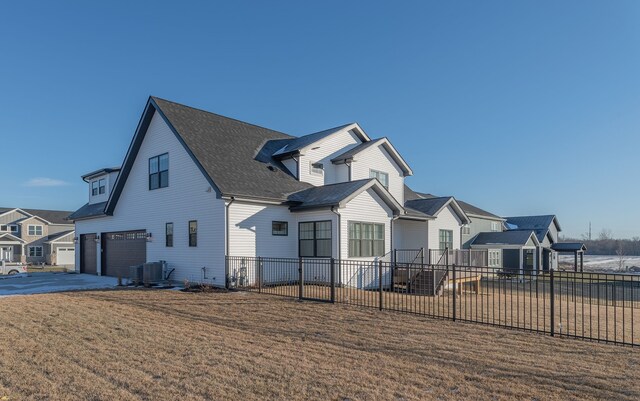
xmin=0 ymin=233 xmax=26 ymax=244
xmin=471 ymin=230 xmax=539 ymax=246
xmin=551 ymin=242 xmax=587 ymax=252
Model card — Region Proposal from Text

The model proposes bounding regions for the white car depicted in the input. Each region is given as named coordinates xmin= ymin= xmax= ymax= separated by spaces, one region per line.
xmin=0 ymin=260 xmax=28 ymax=276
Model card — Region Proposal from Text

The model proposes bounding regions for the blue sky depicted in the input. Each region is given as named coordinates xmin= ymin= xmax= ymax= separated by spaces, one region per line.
xmin=0 ymin=1 xmax=638 ymax=238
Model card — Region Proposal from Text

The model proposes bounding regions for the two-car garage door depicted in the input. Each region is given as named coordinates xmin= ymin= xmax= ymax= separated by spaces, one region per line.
xmin=80 ymin=230 xmax=146 ymax=277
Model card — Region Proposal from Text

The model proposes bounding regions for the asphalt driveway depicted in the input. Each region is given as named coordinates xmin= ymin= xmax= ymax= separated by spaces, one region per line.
xmin=0 ymin=272 xmax=119 ymax=296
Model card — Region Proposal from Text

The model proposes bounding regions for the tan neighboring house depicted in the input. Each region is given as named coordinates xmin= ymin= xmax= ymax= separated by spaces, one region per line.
xmin=0 ymin=208 xmax=75 ymax=266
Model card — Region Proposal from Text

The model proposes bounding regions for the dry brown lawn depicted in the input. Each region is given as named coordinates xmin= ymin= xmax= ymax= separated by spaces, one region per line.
xmin=0 ymin=290 xmax=638 ymax=401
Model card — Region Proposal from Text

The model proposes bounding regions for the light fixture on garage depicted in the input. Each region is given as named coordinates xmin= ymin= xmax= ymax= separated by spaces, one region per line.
xmin=146 ymin=232 xmax=153 ymax=242
xmin=94 ymin=235 xmax=100 ymax=243
xmin=73 ymin=236 xmax=78 ymax=244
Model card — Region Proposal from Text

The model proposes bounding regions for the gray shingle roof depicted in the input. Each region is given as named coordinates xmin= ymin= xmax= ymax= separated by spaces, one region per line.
xmin=272 ymin=124 xmax=353 ymax=158
xmin=551 ymin=242 xmax=587 ymax=252
xmin=151 ymin=97 xmax=312 ymax=201
xmin=471 ymin=231 xmax=536 ymax=246
xmin=0 ymin=207 xmax=74 ymax=224
xmin=457 ymin=200 xmax=502 ymax=220
xmin=504 ymin=215 xmax=559 ymax=231
xmin=67 ymin=202 xmax=108 ymax=220
xmin=47 ymin=229 xmax=74 ymax=242
xmin=404 ymin=197 xmax=452 ymax=217
xmin=288 ymin=179 xmax=372 ymax=210
xmin=330 ymin=138 xmax=385 ymax=163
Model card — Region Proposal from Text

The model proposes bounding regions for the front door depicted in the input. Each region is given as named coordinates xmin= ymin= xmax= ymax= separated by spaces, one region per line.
xmin=1 ymin=246 xmax=13 ymax=261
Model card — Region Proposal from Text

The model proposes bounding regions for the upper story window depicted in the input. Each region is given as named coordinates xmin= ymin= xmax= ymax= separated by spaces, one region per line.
xmin=439 ymin=229 xmax=453 ymax=250
xmin=369 ymin=169 xmax=389 ymax=189
xmin=92 ymin=179 xmax=106 ymax=196
xmin=28 ymin=225 xmax=43 ymax=236
xmin=309 ymin=162 xmax=324 ymax=176
xmin=491 ymin=222 xmax=500 ymax=232
xmin=149 ymin=153 xmax=169 ymax=190
xmin=462 ymin=224 xmax=471 ymax=235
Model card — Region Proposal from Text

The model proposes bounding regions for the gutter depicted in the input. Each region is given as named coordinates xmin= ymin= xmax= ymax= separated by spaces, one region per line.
xmin=224 ymin=197 xmax=235 ymax=288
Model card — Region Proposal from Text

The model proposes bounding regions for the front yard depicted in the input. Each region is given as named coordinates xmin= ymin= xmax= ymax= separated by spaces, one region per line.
xmin=0 ymin=290 xmax=638 ymax=400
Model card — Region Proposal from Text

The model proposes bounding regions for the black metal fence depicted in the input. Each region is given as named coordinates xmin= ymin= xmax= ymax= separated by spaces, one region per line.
xmin=226 ymin=256 xmax=640 ymax=346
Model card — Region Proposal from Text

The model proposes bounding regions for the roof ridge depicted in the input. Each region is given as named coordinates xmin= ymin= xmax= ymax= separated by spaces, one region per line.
xmin=151 ymin=96 xmax=294 ymax=139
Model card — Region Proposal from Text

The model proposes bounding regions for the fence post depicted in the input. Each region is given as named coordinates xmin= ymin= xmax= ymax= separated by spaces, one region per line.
xmin=390 ymin=250 xmax=395 ymax=292
xmin=298 ymin=257 xmax=304 ymax=300
xmin=421 ymin=247 xmax=424 ymax=266
xmin=257 ymin=256 xmax=262 ymax=294
xmin=330 ymin=258 xmax=336 ymax=303
xmin=550 ymin=270 xmax=555 ymax=336
xmin=378 ymin=259 xmax=383 ymax=311
xmin=452 ymin=263 xmax=457 ymax=321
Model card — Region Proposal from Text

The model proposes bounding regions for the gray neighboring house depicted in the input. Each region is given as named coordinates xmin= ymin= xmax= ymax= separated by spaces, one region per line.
xmin=0 ymin=208 xmax=75 ymax=266
xmin=503 ymin=215 xmax=562 ymax=271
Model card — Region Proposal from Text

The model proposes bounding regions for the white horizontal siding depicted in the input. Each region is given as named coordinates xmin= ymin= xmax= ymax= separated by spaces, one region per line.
xmin=75 ymin=110 xmax=225 ymax=286
xmin=298 ymin=130 xmax=361 ymax=186
xmin=350 ymin=144 xmax=405 ymax=204
xmin=427 ymin=205 xmax=463 ymax=251
xmin=393 ymin=219 xmax=428 ymax=251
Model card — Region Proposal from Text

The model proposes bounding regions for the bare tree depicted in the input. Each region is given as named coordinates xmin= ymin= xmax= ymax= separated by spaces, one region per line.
xmin=616 ymin=242 xmax=626 ymax=271
xmin=599 ymin=229 xmax=613 ymax=241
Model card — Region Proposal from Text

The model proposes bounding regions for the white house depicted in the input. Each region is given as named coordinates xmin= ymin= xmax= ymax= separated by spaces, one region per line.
xmin=70 ymin=97 xmax=469 ymax=286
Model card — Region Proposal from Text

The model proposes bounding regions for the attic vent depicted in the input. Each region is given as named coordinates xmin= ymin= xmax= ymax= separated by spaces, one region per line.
xmin=309 ymin=162 xmax=324 ymax=176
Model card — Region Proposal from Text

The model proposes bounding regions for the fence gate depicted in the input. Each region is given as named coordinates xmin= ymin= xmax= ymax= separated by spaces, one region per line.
xmin=298 ymin=258 xmax=335 ymax=302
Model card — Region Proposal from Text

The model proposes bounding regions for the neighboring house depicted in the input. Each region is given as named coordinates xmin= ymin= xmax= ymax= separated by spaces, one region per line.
xmin=0 ymin=208 xmax=75 ymax=265
xmin=503 ymin=215 xmax=562 ymax=271
xmin=70 ymin=97 xmax=469 ymax=284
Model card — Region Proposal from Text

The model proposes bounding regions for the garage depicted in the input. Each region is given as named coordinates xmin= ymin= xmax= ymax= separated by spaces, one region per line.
xmin=56 ymin=247 xmax=75 ymax=266
xmin=101 ymin=230 xmax=147 ymax=278
xmin=80 ymin=234 xmax=97 ymax=274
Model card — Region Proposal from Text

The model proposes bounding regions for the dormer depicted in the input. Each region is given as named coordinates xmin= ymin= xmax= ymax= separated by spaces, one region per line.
xmin=82 ymin=167 xmax=121 ymax=205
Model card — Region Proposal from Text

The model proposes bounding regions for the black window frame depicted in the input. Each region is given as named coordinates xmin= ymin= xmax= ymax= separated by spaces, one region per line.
xmin=149 ymin=153 xmax=169 ymax=190
xmin=348 ymin=221 xmax=385 ymax=257
xmin=188 ymin=220 xmax=197 ymax=247
xmin=272 ymin=221 xmax=288 ymax=236
xmin=298 ymin=220 xmax=332 ymax=258
xmin=439 ymin=229 xmax=453 ymax=250
xmin=166 ymin=222 xmax=174 ymax=247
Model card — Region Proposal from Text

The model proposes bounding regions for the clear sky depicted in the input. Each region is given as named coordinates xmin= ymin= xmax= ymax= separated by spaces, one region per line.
xmin=0 ymin=1 xmax=638 ymax=238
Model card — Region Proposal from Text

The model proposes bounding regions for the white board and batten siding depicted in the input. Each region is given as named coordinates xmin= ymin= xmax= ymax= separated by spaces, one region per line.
xmin=75 ymin=110 xmax=226 ymax=285
xmin=298 ymin=130 xmax=361 ymax=186
xmin=349 ymin=144 xmax=405 ymax=205
xmin=427 ymin=205 xmax=463 ymax=251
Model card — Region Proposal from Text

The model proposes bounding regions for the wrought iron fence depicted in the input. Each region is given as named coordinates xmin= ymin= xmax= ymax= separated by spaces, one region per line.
xmin=226 ymin=256 xmax=639 ymax=346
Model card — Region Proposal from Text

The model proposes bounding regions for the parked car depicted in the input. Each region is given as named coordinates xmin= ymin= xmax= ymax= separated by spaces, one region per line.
xmin=0 ymin=260 xmax=28 ymax=275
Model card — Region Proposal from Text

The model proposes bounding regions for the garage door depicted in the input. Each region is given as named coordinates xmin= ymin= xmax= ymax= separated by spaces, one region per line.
xmin=57 ymin=247 xmax=75 ymax=266
xmin=102 ymin=230 xmax=147 ymax=278
xmin=80 ymin=234 xmax=97 ymax=274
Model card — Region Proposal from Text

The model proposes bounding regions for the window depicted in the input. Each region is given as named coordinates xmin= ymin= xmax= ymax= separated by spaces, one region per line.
xmin=91 ymin=180 xmax=99 ymax=196
xmin=348 ymin=221 xmax=385 ymax=257
xmin=166 ymin=223 xmax=173 ymax=247
xmin=272 ymin=221 xmax=288 ymax=236
xmin=489 ymin=250 xmax=501 ymax=267
xmin=10 ymin=225 xmax=18 ymax=233
xmin=462 ymin=224 xmax=471 ymax=235
xmin=149 ymin=153 xmax=169 ymax=190
xmin=28 ymin=225 xmax=43 ymax=236
xmin=369 ymin=169 xmax=389 ymax=189
xmin=0 ymin=225 xmax=6 ymax=232
xmin=98 ymin=179 xmax=106 ymax=195
xmin=439 ymin=229 xmax=453 ymax=250
xmin=28 ymin=246 xmax=43 ymax=257
xmin=188 ymin=220 xmax=197 ymax=247
xmin=491 ymin=221 xmax=500 ymax=232
xmin=309 ymin=162 xmax=324 ymax=176
xmin=299 ymin=221 xmax=332 ymax=257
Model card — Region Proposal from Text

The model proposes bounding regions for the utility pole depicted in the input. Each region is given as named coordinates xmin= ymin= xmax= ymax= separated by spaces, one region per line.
xmin=589 ymin=222 xmax=592 ymax=241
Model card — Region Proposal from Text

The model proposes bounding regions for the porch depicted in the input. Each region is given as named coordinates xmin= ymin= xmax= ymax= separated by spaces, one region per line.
xmin=0 ymin=233 xmax=26 ymax=263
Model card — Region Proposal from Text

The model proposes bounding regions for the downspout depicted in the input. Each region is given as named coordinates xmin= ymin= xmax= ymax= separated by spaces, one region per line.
xmin=346 ymin=161 xmax=352 ymax=182
xmin=225 ymin=197 xmax=235 ymax=288
xmin=330 ymin=206 xmax=341 ymax=286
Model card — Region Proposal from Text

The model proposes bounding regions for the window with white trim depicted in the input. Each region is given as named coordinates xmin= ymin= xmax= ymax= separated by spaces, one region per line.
xmin=309 ymin=162 xmax=324 ymax=176
xmin=0 ymin=225 xmax=7 ymax=232
xmin=369 ymin=169 xmax=389 ymax=189
xmin=9 ymin=225 xmax=18 ymax=233
xmin=28 ymin=225 xmax=43 ymax=236
xmin=348 ymin=221 xmax=385 ymax=257
xmin=28 ymin=246 xmax=43 ymax=257
xmin=491 ymin=221 xmax=500 ymax=232
xmin=462 ymin=224 xmax=471 ymax=235
xmin=439 ymin=229 xmax=453 ymax=250
xmin=489 ymin=250 xmax=501 ymax=267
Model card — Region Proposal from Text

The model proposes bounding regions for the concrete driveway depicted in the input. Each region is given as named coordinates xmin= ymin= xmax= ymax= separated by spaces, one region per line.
xmin=0 ymin=272 xmax=119 ymax=296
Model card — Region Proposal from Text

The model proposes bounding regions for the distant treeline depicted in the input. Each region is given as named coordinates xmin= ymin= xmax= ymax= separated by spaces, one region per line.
xmin=561 ymin=237 xmax=640 ymax=256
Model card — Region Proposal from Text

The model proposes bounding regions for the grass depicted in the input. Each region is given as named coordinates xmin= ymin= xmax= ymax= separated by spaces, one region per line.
xmin=0 ymin=290 xmax=638 ymax=400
